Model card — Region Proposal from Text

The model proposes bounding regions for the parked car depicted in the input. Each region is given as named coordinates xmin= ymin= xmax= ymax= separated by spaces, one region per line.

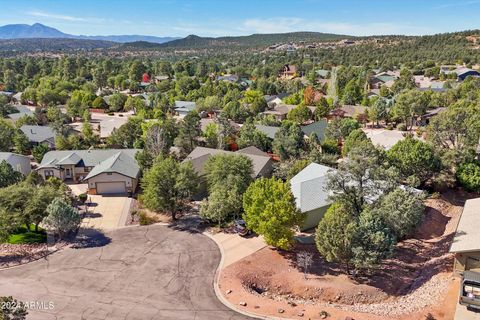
xmin=233 ymin=219 xmax=250 ymax=236
xmin=460 ymin=271 xmax=480 ymax=310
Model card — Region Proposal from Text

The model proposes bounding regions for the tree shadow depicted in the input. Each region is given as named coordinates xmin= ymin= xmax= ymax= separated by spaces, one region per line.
xmin=278 ymin=243 xmax=345 ymax=278
xmin=83 ymin=212 xmax=103 ymax=219
xmin=168 ymin=214 xmax=209 ymax=234
xmin=71 ymin=228 xmax=111 ymax=249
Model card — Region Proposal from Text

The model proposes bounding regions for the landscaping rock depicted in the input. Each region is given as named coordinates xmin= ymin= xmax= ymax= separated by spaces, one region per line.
xmin=239 ymin=301 xmax=247 ymax=306
xmin=278 ymin=308 xmax=285 ymax=314
xmin=225 ymin=289 xmax=232 ymax=295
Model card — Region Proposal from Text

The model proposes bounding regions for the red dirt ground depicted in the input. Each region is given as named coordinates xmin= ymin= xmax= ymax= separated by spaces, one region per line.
xmin=219 ymin=191 xmax=471 ymax=320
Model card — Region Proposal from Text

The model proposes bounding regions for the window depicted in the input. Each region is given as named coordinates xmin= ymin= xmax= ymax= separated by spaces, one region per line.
xmin=107 ymin=173 xmax=112 ymax=175
xmin=45 ymin=170 xmax=54 ymax=177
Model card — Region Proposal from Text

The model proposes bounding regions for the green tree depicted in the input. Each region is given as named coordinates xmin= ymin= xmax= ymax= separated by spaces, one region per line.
xmin=236 ymin=120 xmax=271 ymax=151
xmin=174 ymin=111 xmax=202 ymax=154
xmin=327 ymin=143 xmax=397 ymax=216
xmin=0 ymin=119 xmax=15 ymax=151
xmin=107 ymin=117 xmax=143 ymax=148
xmin=341 ymin=79 xmax=363 ymax=105
xmin=371 ymin=188 xmax=425 ymax=239
xmin=204 ymin=154 xmax=253 ymax=194
xmin=287 ymin=105 xmax=312 ymax=124
xmin=387 ymin=136 xmax=440 ymax=186
xmin=325 ymin=118 xmax=360 ymax=141
xmin=42 ymin=197 xmax=81 ymax=239
xmin=0 ymin=161 xmax=23 ymax=188
xmin=351 ymin=208 xmax=396 ymax=271
xmin=13 ymin=131 xmax=30 ymax=155
xmin=108 ymin=93 xmax=127 ymax=112
xmin=200 ymin=176 xmax=243 ymax=225
xmin=391 ymin=90 xmax=429 ymax=130
xmin=204 ymin=122 xmax=219 ymax=148
xmin=342 ymin=129 xmax=369 ymax=157
xmin=142 ymin=157 xmax=199 ymax=220
xmin=314 ymin=97 xmax=331 ymax=120
xmin=243 ymin=177 xmax=303 ymax=250
xmin=272 ymin=121 xmax=304 ymax=160
xmin=315 ymin=202 xmax=356 ymax=272
xmin=457 ymin=162 xmax=480 ymax=192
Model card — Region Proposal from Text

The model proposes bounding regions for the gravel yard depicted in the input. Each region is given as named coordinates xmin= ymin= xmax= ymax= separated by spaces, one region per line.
xmin=218 ymin=191 xmax=468 ymax=320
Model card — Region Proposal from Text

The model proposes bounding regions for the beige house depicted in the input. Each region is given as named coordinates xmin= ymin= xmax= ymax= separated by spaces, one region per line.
xmin=450 ymin=198 xmax=480 ymax=274
xmin=37 ymin=149 xmax=140 ymax=195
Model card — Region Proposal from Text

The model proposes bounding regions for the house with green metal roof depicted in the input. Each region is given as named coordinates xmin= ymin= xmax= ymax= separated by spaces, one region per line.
xmin=37 ymin=149 xmax=140 ymax=195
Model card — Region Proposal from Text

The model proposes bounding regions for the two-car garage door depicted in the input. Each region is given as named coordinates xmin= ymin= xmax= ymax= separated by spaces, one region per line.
xmin=96 ymin=181 xmax=126 ymax=194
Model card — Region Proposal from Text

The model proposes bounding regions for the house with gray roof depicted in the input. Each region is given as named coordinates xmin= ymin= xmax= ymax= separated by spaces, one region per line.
xmin=290 ymin=163 xmax=335 ymax=231
xmin=37 ymin=149 xmax=140 ymax=195
xmin=0 ymin=152 xmax=31 ymax=175
xmin=184 ymin=146 xmax=273 ymax=197
xmin=175 ymin=101 xmax=197 ymax=117
xmin=255 ymin=120 xmax=327 ymax=141
xmin=7 ymin=105 xmax=34 ymax=122
xmin=20 ymin=125 xmax=56 ymax=149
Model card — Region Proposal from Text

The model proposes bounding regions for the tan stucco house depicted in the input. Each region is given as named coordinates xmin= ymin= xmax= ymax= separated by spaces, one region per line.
xmin=37 ymin=149 xmax=140 ymax=195
xmin=450 ymin=197 xmax=480 ymax=275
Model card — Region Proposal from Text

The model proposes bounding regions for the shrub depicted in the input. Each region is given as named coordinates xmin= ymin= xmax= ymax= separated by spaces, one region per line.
xmin=78 ymin=193 xmax=87 ymax=203
xmin=457 ymin=162 xmax=480 ymax=192
xmin=396 ymin=123 xmax=407 ymax=131
xmin=139 ymin=211 xmax=157 ymax=225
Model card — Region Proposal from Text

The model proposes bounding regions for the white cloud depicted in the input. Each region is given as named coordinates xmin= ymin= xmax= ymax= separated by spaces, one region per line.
xmin=239 ymin=17 xmax=433 ymax=36
xmin=434 ymin=0 xmax=480 ymax=9
xmin=27 ymin=10 xmax=86 ymax=22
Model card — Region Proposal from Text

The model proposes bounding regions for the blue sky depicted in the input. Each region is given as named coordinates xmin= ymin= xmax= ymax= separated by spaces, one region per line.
xmin=1 ymin=0 xmax=480 ymax=37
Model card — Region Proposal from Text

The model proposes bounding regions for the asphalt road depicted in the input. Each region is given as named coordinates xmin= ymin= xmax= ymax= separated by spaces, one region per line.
xmin=0 ymin=225 xmax=253 ymax=320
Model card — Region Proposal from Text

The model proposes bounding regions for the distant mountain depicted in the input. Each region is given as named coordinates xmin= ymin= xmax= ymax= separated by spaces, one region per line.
xmin=152 ymin=32 xmax=354 ymax=49
xmin=0 ymin=23 xmax=71 ymax=39
xmin=0 ymin=23 xmax=179 ymax=44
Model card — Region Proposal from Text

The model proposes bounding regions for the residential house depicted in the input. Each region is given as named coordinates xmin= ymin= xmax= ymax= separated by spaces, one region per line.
xmin=363 ymin=129 xmax=423 ymax=150
xmin=418 ymin=107 xmax=445 ymax=126
xmin=330 ymin=105 xmax=368 ymax=120
xmin=263 ymin=104 xmax=296 ymax=121
xmin=264 ymin=93 xmax=289 ymax=108
xmin=369 ymin=71 xmax=399 ymax=90
xmin=154 ymin=75 xmax=170 ymax=83
xmin=175 ymin=101 xmax=197 ymax=117
xmin=0 ymin=152 xmax=31 ymax=175
xmin=450 ymin=197 xmax=480 ymax=274
xmin=279 ymin=64 xmax=297 ymax=79
xmin=442 ymin=67 xmax=480 ymax=81
xmin=20 ymin=125 xmax=56 ymax=149
xmin=315 ymin=69 xmax=330 ymax=79
xmin=7 ymin=105 xmax=34 ymax=122
xmin=216 ymin=74 xmax=239 ymax=83
xmin=184 ymin=146 xmax=273 ymax=196
xmin=255 ymin=120 xmax=328 ymax=141
xmin=37 ymin=149 xmax=140 ymax=195
xmin=290 ymin=163 xmax=334 ymax=231
xmin=185 ymin=146 xmax=273 ymax=179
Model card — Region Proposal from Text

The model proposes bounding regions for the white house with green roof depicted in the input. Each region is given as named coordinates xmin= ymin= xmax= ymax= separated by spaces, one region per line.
xmin=37 ymin=149 xmax=140 ymax=195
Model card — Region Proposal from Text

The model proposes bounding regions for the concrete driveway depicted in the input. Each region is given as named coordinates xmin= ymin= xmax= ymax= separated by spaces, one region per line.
xmin=455 ymin=303 xmax=480 ymax=319
xmin=0 ymin=225 xmax=253 ymax=320
xmin=210 ymin=232 xmax=266 ymax=268
xmin=82 ymin=195 xmax=132 ymax=230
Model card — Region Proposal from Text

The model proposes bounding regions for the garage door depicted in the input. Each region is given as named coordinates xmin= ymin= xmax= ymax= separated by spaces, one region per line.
xmin=96 ymin=182 xmax=126 ymax=194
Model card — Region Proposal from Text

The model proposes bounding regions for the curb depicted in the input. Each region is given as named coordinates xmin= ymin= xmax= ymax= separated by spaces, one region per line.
xmin=203 ymin=231 xmax=289 ymax=320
